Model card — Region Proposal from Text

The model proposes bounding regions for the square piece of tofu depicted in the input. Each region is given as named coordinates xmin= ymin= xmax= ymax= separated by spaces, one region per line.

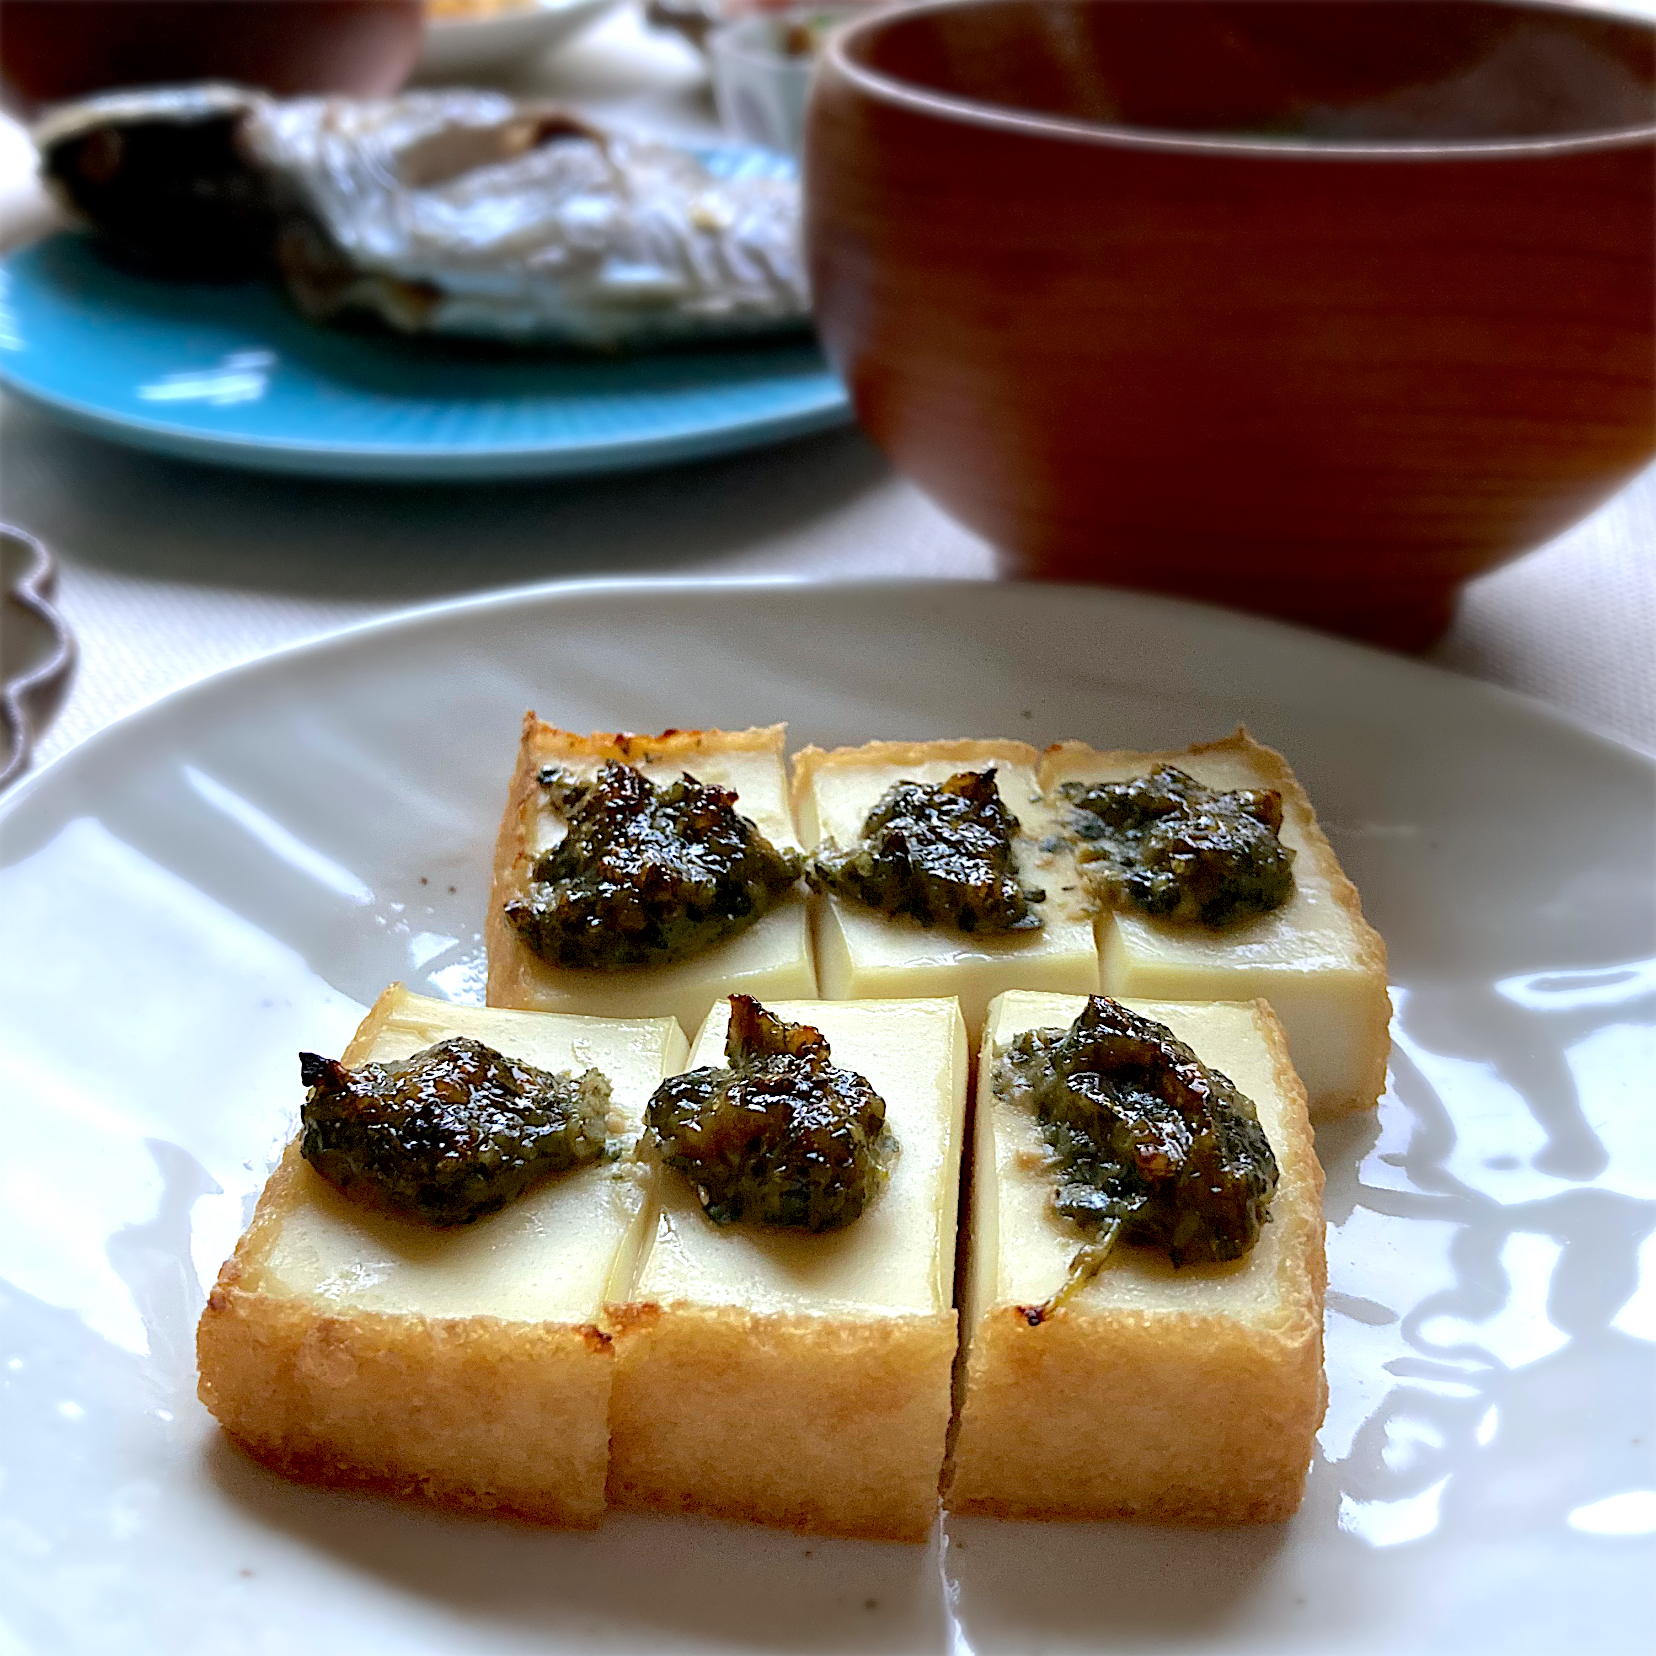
xmin=606 ymin=996 xmax=969 ymax=1541
xmin=1041 ymin=731 xmax=1389 ymax=1116
xmin=792 ymin=740 xmax=1099 ymax=1036
xmin=486 ymin=720 xmax=817 ymax=1037
xmin=196 ymin=986 xmax=688 ymax=1526
xmin=947 ymin=991 xmax=1326 ymax=1524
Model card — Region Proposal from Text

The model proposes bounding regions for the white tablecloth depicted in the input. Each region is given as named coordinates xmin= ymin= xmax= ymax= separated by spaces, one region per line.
xmin=4 ymin=5 xmax=1653 ymax=770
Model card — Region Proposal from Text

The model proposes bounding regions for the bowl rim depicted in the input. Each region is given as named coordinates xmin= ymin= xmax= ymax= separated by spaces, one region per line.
xmin=822 ymin=0 xmax=1656 ymax=160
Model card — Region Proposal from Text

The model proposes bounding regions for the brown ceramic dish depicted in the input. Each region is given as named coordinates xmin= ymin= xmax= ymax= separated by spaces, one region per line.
xmin=807 ymin=0 xmax=1656 ymax=648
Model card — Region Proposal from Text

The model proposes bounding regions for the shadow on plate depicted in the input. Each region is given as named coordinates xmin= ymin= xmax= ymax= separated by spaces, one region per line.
xmin=946 ymin=1510 xmax=1297 ymax=1650
xmin=205 ymin=1430 xmax=951 ymax=1652
xmin=204 ymin=1427 xmax=1307 ymax=1653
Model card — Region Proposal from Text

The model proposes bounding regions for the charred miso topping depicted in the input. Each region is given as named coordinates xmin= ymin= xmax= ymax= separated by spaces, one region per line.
xmin=1060 ymin=765 xmax=1294 ymax=928
xmin=504 ymin=761 xmax=803 ymax=970
xmin=997 ymin=997 xmax=1277 ymax=1307
xmin=645 ymin=995 xmax=894 ymax=1232
xmin=299 ymin=1037 xmax=609 ymax=1226
xmin=808 ymin=768 xmax=1043 ymax=933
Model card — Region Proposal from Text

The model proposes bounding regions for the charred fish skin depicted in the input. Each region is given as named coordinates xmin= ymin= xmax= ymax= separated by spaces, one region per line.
xmin=35 ymin=84 xmax=811 ymax=349
xmin=35 ymin=85 xmax=279 ymax=279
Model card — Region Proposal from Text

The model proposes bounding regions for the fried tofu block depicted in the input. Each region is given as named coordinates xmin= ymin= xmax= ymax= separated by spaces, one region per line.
xmin=947 ymin=991 xmax=1326 ymax=1524
xmin=791 ymin=739 xmax=1099 ymax=1036
xmin=196 ymin=985 xmax=687 ymax=1526
xmin=1041 ymin=731 xmax=1389 ymax=1116
xmin=606 ymin=997 xmax=969 ymax=1541
xmin=486 ymin=719 xmax=817 ymax=1036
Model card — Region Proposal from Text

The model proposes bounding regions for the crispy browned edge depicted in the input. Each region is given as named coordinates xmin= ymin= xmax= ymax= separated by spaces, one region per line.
xmin=945 ymin=998 xmax=1328 ymax=1524
xmin=485 ymin=717 xmax=794 ymax=1012
xmin=1041 ymin=726 xmax=1391 ymax=1116
xmin=789 ymin=737 xmax=1043 ymax=848
xmin=605 ymin=1300 xmax=959 ymax=1542
xmin=195 ymin=985 xmax=613 ymax=1527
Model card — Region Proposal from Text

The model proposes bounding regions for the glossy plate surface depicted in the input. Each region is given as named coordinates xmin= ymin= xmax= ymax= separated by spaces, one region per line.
xmin=0 ymin=220 xmax=848 ymax=480
xmin=0 ymin=581 xmax=1651 ymax=1655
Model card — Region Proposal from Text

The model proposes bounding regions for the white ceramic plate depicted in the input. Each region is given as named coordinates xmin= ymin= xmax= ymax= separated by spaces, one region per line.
xmin=1 ymin=581 xmax=1651 ymax=1656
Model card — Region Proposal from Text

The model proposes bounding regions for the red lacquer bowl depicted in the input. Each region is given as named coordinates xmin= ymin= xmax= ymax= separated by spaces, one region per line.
xmin=807 ymin=0 xmax=1656 ymax=648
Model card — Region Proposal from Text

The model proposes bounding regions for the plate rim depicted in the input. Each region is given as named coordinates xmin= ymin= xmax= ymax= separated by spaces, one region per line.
xmin=0 ymin=369 xmax=854 ymax=479
xmin=4 ymin=575 xmax=1651 ymax=827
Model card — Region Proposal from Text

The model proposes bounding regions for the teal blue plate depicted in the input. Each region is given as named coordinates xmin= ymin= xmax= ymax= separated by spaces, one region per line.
xmin=0 ymin=231 xmax=850 ymax=481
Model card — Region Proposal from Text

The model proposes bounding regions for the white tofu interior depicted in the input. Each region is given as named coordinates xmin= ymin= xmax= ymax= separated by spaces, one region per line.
xmin=501 ymin=907 xmax=816 ymax=1040
xmin=259 ymin=990 xmax=688 ymax=1324
xmin=1046 ymin=745 xmax=1385 ymax=1111
xmin=507 ymin=735 xmax=816 ymax=1034
xmin=970 ymin=992 xmax=1310 ymax=1330
xmin=622 ymin=997 xmax=969 ymax=1318
xmin=797 ymin=751 xmax=1098 ymax=1034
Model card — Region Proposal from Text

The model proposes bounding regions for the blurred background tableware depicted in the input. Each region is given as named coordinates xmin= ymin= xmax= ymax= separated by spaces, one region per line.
xmin=418 ymin=0 xmax=621 ymax=81
xmin=709 ymin=6 xmax=853 ymax=153
xmin=0 ymin=523 xmax=74 ymax=791
xmin=3 ymin=27 xmax=847 ymax=479
xmin=0 ymin=150 xmax=847 ymax=480
xmin=0 ymin=0 xmax=426 ymax=114
xmin=808 ymin=0 xmax=1656 ymax=650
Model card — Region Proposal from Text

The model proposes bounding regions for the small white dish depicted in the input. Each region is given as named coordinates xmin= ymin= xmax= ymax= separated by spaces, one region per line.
xmin=418 ymin=0 xmax=622 ymax=80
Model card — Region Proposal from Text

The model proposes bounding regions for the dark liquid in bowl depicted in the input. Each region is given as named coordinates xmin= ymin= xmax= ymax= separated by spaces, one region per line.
xmin=856 ymin=0 xmax=1656 ymax=143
